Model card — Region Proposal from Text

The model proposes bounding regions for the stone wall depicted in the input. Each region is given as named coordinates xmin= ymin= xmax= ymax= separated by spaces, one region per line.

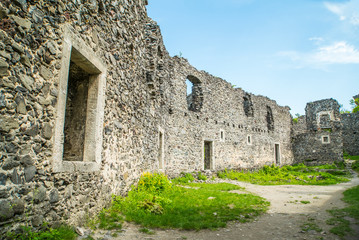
xmin=292 ymin=99 xmax=343 ymax=164
xmin=161 ymin=58 xmax=293 ymax=173
xmin=0 ymin=0 xmax=164 ymax=233
xmin=342 ymin=112 xmax=359 ymax=156
xmin=2 ymin=0 xmax=351 ymax=235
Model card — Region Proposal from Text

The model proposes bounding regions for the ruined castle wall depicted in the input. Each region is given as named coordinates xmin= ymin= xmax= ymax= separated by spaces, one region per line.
xmin=341 ymin=112 xmax=359 ymax=156
xmin=292 ymin=99 xmax=343 ymax=164
xmin=0 ymin=0 xmax=296 ymax=234
xmin=162 ymin=58 xmax=293 ymax=174
xmin=0 ymin=0 xmax=166 ymax=232
xmin=292 ymin=131 xmax=343 ymax=165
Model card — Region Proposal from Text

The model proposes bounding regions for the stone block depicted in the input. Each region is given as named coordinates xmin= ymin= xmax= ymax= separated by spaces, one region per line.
xmin=33 ymin=186 xmax=46 ymax=203
xmin=0 ymin=200 xmax=14 ymax=220
xmin=24 ymin=166 xmax=36 ymax=182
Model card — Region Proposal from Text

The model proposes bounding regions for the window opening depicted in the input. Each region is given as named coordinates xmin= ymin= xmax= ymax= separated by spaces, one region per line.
xmin=322 ymin=135 xmax=330 ymax=144
xmin=243 ymin=93 xmax=254 ymax=117
xmin=266 ymin=106 xmax=274 ymax=131
xmin=186 ymin=75 xmax=203 ymax=112
xmin=247 ymin=135 xmax=252 ymax=145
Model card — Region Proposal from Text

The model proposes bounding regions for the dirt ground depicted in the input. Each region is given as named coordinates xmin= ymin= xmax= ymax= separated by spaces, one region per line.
xmin=82 ymin=173 xmax=359 ymax=240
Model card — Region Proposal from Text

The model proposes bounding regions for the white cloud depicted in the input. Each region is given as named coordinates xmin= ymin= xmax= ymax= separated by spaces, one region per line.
xmin=277 ymin=41 xmax=359 ymax=67
xmin=324 ymin=0 xmax=359 ymax=25
xmin=313 ymin=41 xmax=359 ymax=64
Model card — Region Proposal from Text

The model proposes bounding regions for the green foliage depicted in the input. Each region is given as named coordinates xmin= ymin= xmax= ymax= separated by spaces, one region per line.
xmin=300 ymin=200 xmax=310 ymax=204
xmin=350 ymin=98 xmax=359 ymax=113
xmin=197 ymin=172 xmax=208 ymax=181
xmin=172 ymin=172 xmax=195 ymax=184
xmin=137 ymin=172 xmax=173 ymax=194
xmin=102 ymin=172 xmax=268 ymax=230
xmin=97 ymin=208 xmax=123 ymax=230
xmin=217 ymin=164 xmax=350 ymax=185
xmin=292 ymin=118 xmax=298 ymax=123
xmin=327 ymin=185 xmax=359 ymax=237
xmin=7 ymin=224 xmax=77 ymax=240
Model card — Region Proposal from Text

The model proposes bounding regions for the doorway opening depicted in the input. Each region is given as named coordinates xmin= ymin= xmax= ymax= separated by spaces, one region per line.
xmin=204 ymin=141 xmax=213 ymax=170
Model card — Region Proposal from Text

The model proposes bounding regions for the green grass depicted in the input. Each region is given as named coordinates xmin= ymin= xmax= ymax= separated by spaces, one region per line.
xmin=218 ymin=164 xmax=350 ymax=185
xmin=327 ymin=185 xmax=359 ymax=238
xmin=7 ymin=224 xmax=77 ymax=240
xmin=139 ymin=227 xmax=155 ymax=234
xmin=300 ymin=200 xmax=311 ymax=204
xmin=301 ymin=217 xmax=322 ymax=232
xmin=343 ymin=152 xmax=359 ymax=173
xmin=101 ymin=173 xmax=269 ymax=230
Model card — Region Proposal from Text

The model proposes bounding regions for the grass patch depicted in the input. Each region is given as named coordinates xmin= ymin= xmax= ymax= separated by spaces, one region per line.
xmin=327 ymin=185 xmax=359 ymax=238
xmin=300 ymin=200 xmax=311 ymax=204
xmin=102 ymin=173 xmax=268 ymax=230
xmin=301 ymin=217 xmax=322 ymax=232
xmin=218 ymin=164 xmax=350 ymax=185
xmin=139 ymin=227 xmax=155 ymax=235
xmin=343 ymin=152 xmax=359 ymax=173
xmin=7 ymin=224 xmax=77 ymax=240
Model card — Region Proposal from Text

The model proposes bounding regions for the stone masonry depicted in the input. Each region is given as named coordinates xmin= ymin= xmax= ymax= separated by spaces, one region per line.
xmin=0 ymin=0 xmax=357 ymax=235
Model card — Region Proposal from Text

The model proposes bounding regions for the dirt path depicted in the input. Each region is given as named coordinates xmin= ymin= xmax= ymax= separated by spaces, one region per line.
xmin=83 ymin=174 xmax=359 ymax=240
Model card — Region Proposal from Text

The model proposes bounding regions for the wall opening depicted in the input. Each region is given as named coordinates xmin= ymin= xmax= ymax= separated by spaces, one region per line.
xmin=186 ymin=75 xmax=203 ymax=112
xmin=275 ymin=144 xmax=280 ymax=165
xmin=220 ymin=129 xmax=225 ymax=142
xmin=63 ymin=61 xmax=90 ymax=161
xmin=158 ymin=130 xmax=164 ymax=169
xmin=243 ymin=93 xmax=254 ymax=117
xmin=204 ymin=141 xmax=213 ymax=170
xmin=319 ymin=114 xmax=331 ymax=129
xmin=266 ymin=106 xmax=274 ymax=131
xmin=322 ymin=135 xmax=330 ymax=144
xmin=247 ymin=135 xmax=252 ymax=145
xmin=52 ymin=26 xmax=106 ymax=172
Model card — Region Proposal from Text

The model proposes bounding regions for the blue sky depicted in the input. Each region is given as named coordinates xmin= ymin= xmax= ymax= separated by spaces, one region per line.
xmin=146 ymin=0 xmax=359 ymax=115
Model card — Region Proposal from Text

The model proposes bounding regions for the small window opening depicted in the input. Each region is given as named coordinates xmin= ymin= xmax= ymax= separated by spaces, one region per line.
xmin=220 ymin=130 xmax=225 ymax=142
xmin=247 ymin=135 xmax=252 ymax=145
xmin=322 ymin=135 xmax=330 ymax=144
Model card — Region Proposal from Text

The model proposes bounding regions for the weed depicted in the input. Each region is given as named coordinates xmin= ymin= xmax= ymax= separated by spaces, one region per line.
xmin=300 ymin=201 xmax=310 ymax=204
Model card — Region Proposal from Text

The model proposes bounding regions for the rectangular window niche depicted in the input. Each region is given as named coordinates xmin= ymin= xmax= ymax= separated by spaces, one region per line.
xmin=52 ymin=26 xmax=107 ymax=172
